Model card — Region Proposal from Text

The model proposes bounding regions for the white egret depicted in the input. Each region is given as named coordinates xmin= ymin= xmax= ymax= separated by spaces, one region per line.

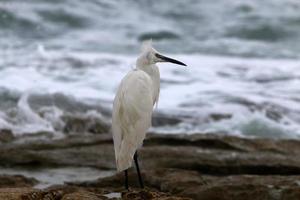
xmin=112 ymin=41 xmax=186 ymax=190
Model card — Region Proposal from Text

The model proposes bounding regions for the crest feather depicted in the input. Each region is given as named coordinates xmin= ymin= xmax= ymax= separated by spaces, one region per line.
xmin=141 ymin=39 xmax=153 ymax=53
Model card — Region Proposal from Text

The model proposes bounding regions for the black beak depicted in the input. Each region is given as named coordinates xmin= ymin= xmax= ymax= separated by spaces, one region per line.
xmin=155 ymin=53 xmax=187 ymax=66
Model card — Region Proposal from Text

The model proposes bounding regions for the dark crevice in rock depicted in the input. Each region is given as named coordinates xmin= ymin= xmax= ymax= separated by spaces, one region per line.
xmin=188 ymin=165 xmax=300 ymax=176
xmin=145 ymin=136 xmax=245 ymax=152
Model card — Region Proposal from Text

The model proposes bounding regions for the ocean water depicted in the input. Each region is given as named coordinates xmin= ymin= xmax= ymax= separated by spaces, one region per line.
xmin=0 ymin=166 xmax=113 ymax=188
xmin=0 ymin=0 xmax=300 ymax=138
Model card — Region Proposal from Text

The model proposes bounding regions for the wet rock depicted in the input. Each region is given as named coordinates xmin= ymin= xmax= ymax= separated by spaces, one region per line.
xmin=281 ymin=187 xmax=300 ymax=200
xmin=62 ymin=114 xmax=109 ymax=134
xmin=2 ymin=133 xmax=300 ymax=177
xmin=72 ymin=168 xmax=300 ymax=200
xmin=152 ymin=113 xmax=182 ymax=127
xmin=265 ymin=107 xmax=282 ymax=122
xmin=14 ymin=131 xmax=54 ymax=142
xmin=144 ymin=134 xmax=300 ymax=175
xmin=138 ymin=31 xmax=180 ymax=41
xmin=0 ymin=175 xmax=38 ymax=188
xmin=0 ymin=134 xmax=115 ymax=169
xmin=3 ymin=133 xmax=300 ymax=199
xmin=0 ymin=129 xmax=14 ymax=143
xmin=209 ymin=113 xmax=232 ymax=121
xmin=0 ymin=184 xmax=190 ymax=200
xmin=0 ymin=178 xmax=191 ymax=200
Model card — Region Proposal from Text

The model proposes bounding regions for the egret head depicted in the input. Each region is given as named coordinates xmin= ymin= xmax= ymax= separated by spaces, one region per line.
xmin=136 ymin=40 xmax=186 ymax=67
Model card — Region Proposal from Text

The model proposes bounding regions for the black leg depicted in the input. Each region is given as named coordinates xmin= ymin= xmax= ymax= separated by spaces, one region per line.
xmin=134 ymin=151 xmax=144 ymax=189
xmin=124 ymin=169 xmax=129 ymax=190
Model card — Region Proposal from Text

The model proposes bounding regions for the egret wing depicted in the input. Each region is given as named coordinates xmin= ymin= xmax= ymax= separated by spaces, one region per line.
xmin=112 ymin=70 xmax=154 ymax=171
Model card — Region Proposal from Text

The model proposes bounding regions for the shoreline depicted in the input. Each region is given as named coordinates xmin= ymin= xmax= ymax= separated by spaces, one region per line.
xmin=1 ymin=132 xmax=300 ymax=199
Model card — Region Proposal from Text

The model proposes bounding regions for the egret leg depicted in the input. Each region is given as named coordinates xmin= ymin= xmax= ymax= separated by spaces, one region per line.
xmin=124 ymin=169 xmax=129 ymax=190
xmin=134 ymin=152 xmax=144 ymax=189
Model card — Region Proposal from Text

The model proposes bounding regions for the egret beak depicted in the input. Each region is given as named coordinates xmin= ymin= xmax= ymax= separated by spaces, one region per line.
xmin=155 ymin=53 xmax=187 ymax=66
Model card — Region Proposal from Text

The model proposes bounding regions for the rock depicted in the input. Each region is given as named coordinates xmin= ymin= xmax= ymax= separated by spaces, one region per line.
xmin=71 ymin=168 xmax=204 ymax=199
xmin=0 ymin=175 xmax=38 ymax=188
xmin=265 ymin=108 xmax=282 ymax=122
xmin=0 ymin=188 xmax=38 ymax=200
xmin=62 ymin=114 xmax=109 ymax=134
xmin=0 ymin=188 xmax=191 ymax=200
xmin=143 ymin=134 xmax=300 ymax=175
xmin=138 ymin=31 xmax=180 ymax=41
xmin=21 ymin=185 xmax=107 ymax=200
xmin=2 ymin=133 xmax=300 ymax=176
xmin=2 ymin=133 xmax=300 ymax=199
xmin=122 ymin=190 xmax=192 ymax=200
xmin=0 ymin=129 xmax=14 ymax=143
xmin=152 ymin=113 xmax=182 ymax=127
xmin=281 ymin=187 xmax=300 ymax=200
xmin=61 ymin=191 xmax=106 ymax=200
xmin=71 ymin=168 xmax=300 ymax=200
xmin=0 ymin=178 xmax=190 ymax=200
xmin=0 ymin=134 xmax=115 ymax=168
xmin=209 ymin=113 xmax=232 ymax=121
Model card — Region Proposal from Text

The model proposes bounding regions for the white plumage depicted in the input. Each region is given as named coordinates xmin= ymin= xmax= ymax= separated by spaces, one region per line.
xmin=112 ymin=70 xmax=156 ymax=171
xmin=112 ymin=41 xmax=186 ymax=173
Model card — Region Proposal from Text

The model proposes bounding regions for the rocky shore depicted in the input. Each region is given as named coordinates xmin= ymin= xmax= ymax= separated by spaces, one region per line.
xmin=1 ymin=131 xmax=300 ymax=199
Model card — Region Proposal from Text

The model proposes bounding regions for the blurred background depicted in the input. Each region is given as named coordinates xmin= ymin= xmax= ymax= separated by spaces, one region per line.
xmin=0 ymin=0 xmax=300 ymax=139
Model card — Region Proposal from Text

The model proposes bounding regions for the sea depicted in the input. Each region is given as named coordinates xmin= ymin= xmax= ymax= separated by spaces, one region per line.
xmin=0 ymin=0 xmax=300 ymax=138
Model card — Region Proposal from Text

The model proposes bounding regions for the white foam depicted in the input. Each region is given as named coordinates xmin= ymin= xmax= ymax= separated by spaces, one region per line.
xmin=0 ymin=51 xmax=300 ymax=137
xmin=11 ymin=92 xmax=54 ymax=135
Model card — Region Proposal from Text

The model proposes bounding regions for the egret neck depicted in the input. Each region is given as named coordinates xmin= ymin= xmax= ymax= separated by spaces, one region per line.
xmin=136 ymin=62 xmax=160 ymax=106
